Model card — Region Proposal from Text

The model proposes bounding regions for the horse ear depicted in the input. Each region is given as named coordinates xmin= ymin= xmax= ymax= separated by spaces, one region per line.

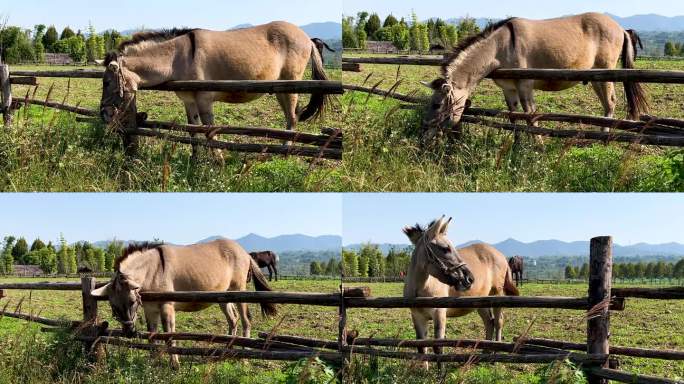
xmin=441 ymin=217 xmax=453 ymax=235
xmin=90 ymin=283 xmax=111 ymax=298
xmin=402 ymin=226 xmax=422 ymax=245
xmin=426 ymin=216 xmax=446 ymax=239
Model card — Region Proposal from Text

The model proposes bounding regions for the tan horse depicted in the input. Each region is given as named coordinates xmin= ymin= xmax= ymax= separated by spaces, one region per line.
xmin=422 ymin=13 xmax=649 ymax=139
xmin=91 ymin=239 xmax=277 ymax=368
xmin=99 ymin=21 xmax=331 ymax=155
xmin=402 ymin=217 xmax=519 ymax=364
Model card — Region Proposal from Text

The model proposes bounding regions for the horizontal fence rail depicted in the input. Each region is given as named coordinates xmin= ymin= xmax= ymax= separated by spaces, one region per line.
xmin=343 ymin=57 xmax=684 ymax=83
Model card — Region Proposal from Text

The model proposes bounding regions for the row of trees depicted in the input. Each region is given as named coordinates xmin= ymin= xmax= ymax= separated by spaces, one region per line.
xmin=0 ymin=235 xmax=124 ymax=275
xmin=565 ymin=259 xmax=684 ymax=280
xmin=664 ymin=41 xmax=684 ymax=57
xmin=309 ymin=258 xmax=342 ymax=276
xmin=343 ymin=11 xmax=480 ymax=52
xmin=0 ymin=22 xmax=125 ymax=64
xmin=341 ymin=245 xmax=412 ymax=278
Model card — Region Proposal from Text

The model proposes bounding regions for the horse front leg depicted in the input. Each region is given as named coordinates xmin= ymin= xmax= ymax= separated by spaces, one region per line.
xmin=492 ymin=307 xmax=504 ymax=342
xmin=518 ymin=81 xmax=544 ymax=145
xmin=183 ymin=100 xmax=202 ymax=161
xmin=477 ymin=308 xmax=495 ymax=341
xmin=267 ymin=264 xmax=274 ymax=281
xmin=502 ymin=87 xmax=522 ymax=146
xmin=411 ymin=310 xmax=430 ymax=369
xmin=237 ymin=302 xmax=251 ymax=338
xmin=197 ymin=99 xmax=225 ymax=164
xmin=433 ymin=309 xmax=447 ymax=371
xmin=160 ymin=303 xmax=179 ymax=369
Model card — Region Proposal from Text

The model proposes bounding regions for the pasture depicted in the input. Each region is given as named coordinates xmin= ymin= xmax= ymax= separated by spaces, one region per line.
xmin=1 ymin=276 xmax=683 ymax=383
xmin=341 ymin=55 xmax=684 ymax=192
xmin=0 ymin=65 xmax=343 ymax=192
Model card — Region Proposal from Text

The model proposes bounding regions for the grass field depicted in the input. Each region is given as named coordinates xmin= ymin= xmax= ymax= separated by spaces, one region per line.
xmin=1 ymin=277 xmax=682 ymax=383
xmin=0 ymin=65 xmax=343 ymax=192
xmin=341 ymin=55 xmax=684 ymax=192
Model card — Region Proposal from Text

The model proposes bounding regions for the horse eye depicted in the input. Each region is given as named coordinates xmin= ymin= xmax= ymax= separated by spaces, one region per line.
xmin=432 ymin=103 xmax=441 ymax=110
xmin=104 ymin=80 xmax=110 ymax=87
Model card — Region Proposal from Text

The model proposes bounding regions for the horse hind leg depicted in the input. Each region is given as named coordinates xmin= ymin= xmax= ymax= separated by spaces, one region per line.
xmin=276 ymin=93 xmax=299 ymax=146
xmin=183 ymin=101 xmax=202 ymax=161
xmin=518 ymin=81 xmax=544 ymax=144
xmin=502 ymin=88 xmax=523 ymax=146
xmin=492 ymin=307 xmax=504 ymax=342
xmin=591 ymin=81 xmax=616 ymax=132
xmin=237 ymin=302 xmax=251 ymax=338
xmin=219 ymin=303 xmax=239 ymax=336
xmin=196 ymin=96 xmax=224 ymax=164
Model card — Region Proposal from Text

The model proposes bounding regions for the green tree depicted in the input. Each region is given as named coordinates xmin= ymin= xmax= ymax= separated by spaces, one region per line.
xmin=358 ymin=251 xmax=369 ymax=277
xmin=674 ymin=259 xmax=684 ymax=278
xmin=56 ymin=235 xmax=69 ymax=274
xmin=12 ymin=237 xmax=29 ymax=264
xmin=457 ymin=16 xmax=481 ymax=40
xmin=310 ymin=261 xmax=322 ymax=276
xmin=65 ymin=35 xmax=86 ymax=62
xmin=30 ymin=238 xmax=46 ymax=252
xmin=564 ymin=265 xmax=577 ymax=279
xmin=104 ymin=240 xmax=124 ymax=272
xmin=60 ymin=26 xmax=75 ymax=40
xmin=342 ymin=249 xmax=359 ymax=277
xmin=85 ymin=23 xmax=105 ymax=62
xmin=634 ymin=262 xmax=646 ymax=278
xmin=324 ymin=258 xmax=337 ymax=276
xmin=578 ymin=263 xmax=589 ymax=279
xmin=383 ymin=14 xmax=399 ymax=28
xmin=42 ymin=25 xmax=58 ymax=51
xmin=365 ymin=13 xmax=382 ymax=40
xmin=33 ymin=24 xmax=46 ymax=62
xmin=665 ymin=41 xmax=678 ymax=56
xmin=645 ymin=262 xmax=655 ymax=278
xmin=391 ymin=23 xmax=410 ymax=50
xmin=35 ymin=247 xmax=56 ymax=274
xmin=1 ymin=237 xmax=16 ymax=274
xmin=342 ymin=16 xmax=357 ymax=48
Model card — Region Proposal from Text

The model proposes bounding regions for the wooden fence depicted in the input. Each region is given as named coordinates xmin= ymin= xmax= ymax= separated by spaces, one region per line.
xmin=1 ymin=236 xmax=684 ymax=383
xmin=342 ymin=57 xmax=684 ymax=147
xmin=0 ymin=66 xmax=343 ymax=160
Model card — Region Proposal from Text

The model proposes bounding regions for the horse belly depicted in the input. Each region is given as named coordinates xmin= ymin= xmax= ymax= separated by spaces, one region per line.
xmin=216 ymin=92 xmax=264 ymax=104
xmin=534 ymin=80 xmax=580 ymax=92
xmin=447 ymin=308 xmax=476 ymax=317
xmin=174 ymin=302 xmax=213 ymax=312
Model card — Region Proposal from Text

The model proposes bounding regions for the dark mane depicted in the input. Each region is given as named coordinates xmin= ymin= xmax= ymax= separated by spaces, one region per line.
xmin=117 ymin=28 xmax=198 ymax=52
xmin=114 ymin=242 xmax=163 ymax=271
xmin=441 ymin=18 xmax=516 ymax=76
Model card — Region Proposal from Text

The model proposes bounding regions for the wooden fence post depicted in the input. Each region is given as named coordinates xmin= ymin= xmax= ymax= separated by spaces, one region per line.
xmin=0 ymin=62 xmax=12 ymax=126
xmin=81 ymin=277 xmax=103 ymax=360
xmin=587 ymin=236 xmax=613 ymax=384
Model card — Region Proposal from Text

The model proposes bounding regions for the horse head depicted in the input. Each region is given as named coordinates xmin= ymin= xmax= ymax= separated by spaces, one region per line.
xmin=90 ymin=272 xmax=142 ymax=337
xmin=403 ymin=216 xmax=474 ymax=291
xmin=100 ymin=52 xmax=138 ymax=124
xmin=420 ymin=78 xmax=471 ymax=143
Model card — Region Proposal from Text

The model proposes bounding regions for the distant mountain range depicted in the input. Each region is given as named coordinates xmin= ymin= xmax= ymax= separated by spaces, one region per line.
xmin=120 ymin=21 xmax=341 ymax=40
xmin=92 ymin=233 xmax=341 ymax=253
xmin=345 ymin=239 xmax=684 ymax=258
xmin=443 ymin=13 xmax=684 ymax=32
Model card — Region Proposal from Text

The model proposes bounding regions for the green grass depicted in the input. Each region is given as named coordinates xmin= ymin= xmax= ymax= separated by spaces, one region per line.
xmin=0 ymin=65 xmax=342 ymax=192
xmin=341 ymin=56 xmax=684 ymax=192
xmin=1 ymin=278 xmax=682 ymax=382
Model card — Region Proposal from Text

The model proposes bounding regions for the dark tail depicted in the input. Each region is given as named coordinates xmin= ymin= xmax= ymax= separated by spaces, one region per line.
xmin=622 ymin=30 xmax=649 ymax=120
xmin=504 ymin=266 xmax=520 ymax=296
xmin=298 ymin=44 xmax=330 ymax=122
xmin=250 ymin=259 xmax=278 ymax=317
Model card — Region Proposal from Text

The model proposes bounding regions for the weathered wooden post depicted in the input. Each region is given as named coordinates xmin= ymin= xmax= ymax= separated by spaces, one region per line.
xmin=338 ymin=284 xmax=347 ymax=352
xmin=0 ymin=61 xmax=12 ymax=126
xmin=81 ymin=276 xmax=104 ymax=360
xmin=587 ymin=236 xmax=612 ymax=384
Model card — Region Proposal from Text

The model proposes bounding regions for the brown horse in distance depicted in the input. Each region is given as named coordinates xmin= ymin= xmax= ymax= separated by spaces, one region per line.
xmin=249 ymin=251 xmax=279 ymax=281
xmin=508 ymin=255 xmax=524 ymax=286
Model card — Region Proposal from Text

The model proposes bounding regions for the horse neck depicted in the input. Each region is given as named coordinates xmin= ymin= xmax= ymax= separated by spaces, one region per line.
xmin=117 ymin=250 xmax=159 ymax=288
xmin=404 ymin=245 xmax=430 ymax=298
xmin=443 ymin=29 xmax=508 ymax=91
xmin=122 ymin=40 xmax=185 ymax=87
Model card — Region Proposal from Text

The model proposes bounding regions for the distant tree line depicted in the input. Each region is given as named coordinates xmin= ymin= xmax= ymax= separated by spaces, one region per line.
xmin=0 ymin=235 xmax=124 ymax=275
xmin=565 ymin=259 xmax=684 ymax=280
xmin=664 ymin=41 xmax=684 ymax=57
xmin=308 ymin=258 xmax=342 ymax=276
xmin=341 ymin=244 xmax=413 ymax=278
xmin=0 ymin=22 xmax=126 ymax=64
xmin=343 ymin=11 xmax=482 ymax=52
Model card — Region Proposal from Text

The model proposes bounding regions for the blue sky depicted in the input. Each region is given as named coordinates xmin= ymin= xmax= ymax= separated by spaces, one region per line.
xmin=0 ymin=194 xmax=342 ymax=244
xmin=4 ymin=0 xmax=341 ymax=32
xmin=343 ymin=0 xmax=684 ymax=20
xmin=343 ymin=194 xmax=684 ymax=246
